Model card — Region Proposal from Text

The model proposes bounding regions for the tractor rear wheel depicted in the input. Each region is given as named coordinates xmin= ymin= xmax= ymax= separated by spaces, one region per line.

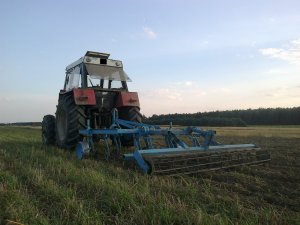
xmin=42 ymin=115 xmax=56 ymax=145
xmin=118 ymin=106 xmax=142 ymax=123
xmin=55 ymin=93 xmax=86 ymax=150
xmin=118 ymin=106 xmax=142 ymax=146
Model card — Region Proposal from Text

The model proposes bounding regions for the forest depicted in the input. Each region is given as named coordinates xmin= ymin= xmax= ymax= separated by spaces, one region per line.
xmin=1 ymin=107 xmax=299 ymax=127
xmin=144 ymin=107 xmax=300 ymax=126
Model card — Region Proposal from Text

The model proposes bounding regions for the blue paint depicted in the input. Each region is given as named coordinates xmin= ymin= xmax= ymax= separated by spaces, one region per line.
xmin=78 ymin=118 xmax=259 ymax=173
xmin=76 ymin=142 xmax=85 ymax=160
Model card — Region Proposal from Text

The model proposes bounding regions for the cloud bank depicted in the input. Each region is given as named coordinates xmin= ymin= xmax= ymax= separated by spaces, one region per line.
xmin=259 ymin=38 xmax=300 ymax=65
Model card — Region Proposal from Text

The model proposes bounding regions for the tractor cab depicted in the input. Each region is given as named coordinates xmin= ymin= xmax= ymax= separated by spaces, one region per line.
xmin=64 ymin=51 xmax=131 ymax=91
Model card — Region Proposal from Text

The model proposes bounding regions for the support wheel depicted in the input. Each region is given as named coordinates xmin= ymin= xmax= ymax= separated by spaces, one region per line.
xmin=42 ymin=115 xmax=56 ymax=145
xmin=55 ymin=93 xmax=86 ymax=150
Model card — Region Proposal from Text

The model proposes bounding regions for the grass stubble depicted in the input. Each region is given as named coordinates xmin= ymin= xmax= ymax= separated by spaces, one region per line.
xmin=0 ymin=127 xmax=299 ymax=225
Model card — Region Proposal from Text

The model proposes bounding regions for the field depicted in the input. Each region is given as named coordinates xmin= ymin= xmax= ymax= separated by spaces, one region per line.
xmin=0 ymin=126 xmax=299 ymax=225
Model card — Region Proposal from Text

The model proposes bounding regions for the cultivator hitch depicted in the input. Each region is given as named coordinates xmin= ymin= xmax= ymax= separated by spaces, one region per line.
xmin=77 ymin=110 xmax=270 ymax=175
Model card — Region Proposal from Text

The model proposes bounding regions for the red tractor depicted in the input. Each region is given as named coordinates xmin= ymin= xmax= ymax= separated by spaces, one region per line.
xmin=42 ymin=51 xmax=142 ymax=149
xmin=42 ymin=51 xmax=270 ymax=175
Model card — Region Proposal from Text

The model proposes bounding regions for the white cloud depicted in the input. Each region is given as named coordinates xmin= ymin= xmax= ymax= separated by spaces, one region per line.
xmin=292 ymin=39 xmax=300 ymax=45
xmin=260 ymin=66 xmax=300 ymax=78
xmin=138 ymin=81 xmax=241 ymax=116
xmin=142 ymin=27 xmax=157 ymax=39
xmin=184 ymin=81 xmax=193 ymax=86
xmin=263 ymin=85 xmax=300 ymax=98
xmin=259 ymin=38 xmax=300 ymax=64
xmin=264 ymin=69 xmax=283 ymax=74
xmin=153 ymin=88 xmax=183 ymax=101
xmin=174 ymin=81 xmax=194 ymax=87
xmin=260 ymin=48 xmax=282 ymax=55
xmin=138 ymin=78 xmax=300 ymax=116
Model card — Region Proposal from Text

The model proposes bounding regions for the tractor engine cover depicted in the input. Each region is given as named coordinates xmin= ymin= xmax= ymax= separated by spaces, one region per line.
xmin=73 ymin=88 xmax=96 ymax=105
xmin=116 ymin=92 xmax=140 ymax=108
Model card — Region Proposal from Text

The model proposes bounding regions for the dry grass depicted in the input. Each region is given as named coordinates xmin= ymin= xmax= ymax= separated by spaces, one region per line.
xmin=210 ymin=126 xmax=300 ymax=138
xmin=0 ymin=126 xmax=299 ymax=225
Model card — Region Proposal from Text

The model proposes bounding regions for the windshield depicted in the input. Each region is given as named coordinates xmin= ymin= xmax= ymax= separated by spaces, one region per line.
xmin=87 ymin=76 xmax=123 ymax=89
xmin=65 ymin=64 xmax=131 ymax=90
xmin=85 ymin=64 xmax=132 ymax=82
xmin=65 ymin=70 xmax=81 ymax=91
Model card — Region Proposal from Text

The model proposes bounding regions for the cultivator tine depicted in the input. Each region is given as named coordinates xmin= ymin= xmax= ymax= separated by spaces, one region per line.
xmin=189 ymin=135 xmax=201 ymax=147
xmin=104 ymin=137 xmax=110 ymax=160
xmin=144 ymin=135 xmax=155 ymax=149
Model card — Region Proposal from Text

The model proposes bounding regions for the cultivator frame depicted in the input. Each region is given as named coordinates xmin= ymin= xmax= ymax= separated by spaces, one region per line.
xmin=76 ymin=110 xmax=270 ymax=175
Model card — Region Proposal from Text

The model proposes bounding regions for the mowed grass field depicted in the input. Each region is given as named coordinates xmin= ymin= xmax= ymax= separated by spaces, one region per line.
xmin=0 ymin=126 xmax=299 ymax=225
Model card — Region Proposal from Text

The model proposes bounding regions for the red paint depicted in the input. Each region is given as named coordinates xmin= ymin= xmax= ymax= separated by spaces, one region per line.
xmin=116 ymin=92 xmax=140 ymax=108
xmin=73 ymin=88 xmax=96 ymax=105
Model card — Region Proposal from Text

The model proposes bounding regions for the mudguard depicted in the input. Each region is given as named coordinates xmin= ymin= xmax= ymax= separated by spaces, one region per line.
xmin=116 ymin=92 xmax=140 ymax=108
xmin=73 ymin=88 xmax=96 ymax=105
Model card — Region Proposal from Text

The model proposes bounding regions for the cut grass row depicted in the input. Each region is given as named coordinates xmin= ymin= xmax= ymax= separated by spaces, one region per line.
xmin=0 ymin=127 xmax=299 ymax=224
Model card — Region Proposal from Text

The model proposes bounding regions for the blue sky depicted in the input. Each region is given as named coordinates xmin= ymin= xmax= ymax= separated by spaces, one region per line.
xmin=0 ymin=0 xmax=300 ymax=122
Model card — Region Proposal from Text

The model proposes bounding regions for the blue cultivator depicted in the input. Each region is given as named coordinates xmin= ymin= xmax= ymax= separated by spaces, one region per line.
xmin=76 ymin=111 xmax=270 ymax=175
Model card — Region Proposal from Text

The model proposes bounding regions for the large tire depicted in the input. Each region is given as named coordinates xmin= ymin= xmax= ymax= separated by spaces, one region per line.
xmin=118 ymin=106 xmax=142 ymax=146
xmin=55 ymin=93 xmax=86 ymax=150
xmin=42 ymin=115 xmax=56 ymax=145
xmin=118 ymin=106 xmax=142 ymax=123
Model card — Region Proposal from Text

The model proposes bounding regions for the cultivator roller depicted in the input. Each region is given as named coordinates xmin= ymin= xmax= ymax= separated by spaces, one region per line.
xmin=142 ymin=147 xmax=270 ymax=175
xmin=77 ymin=110 xmax=270 ymax=175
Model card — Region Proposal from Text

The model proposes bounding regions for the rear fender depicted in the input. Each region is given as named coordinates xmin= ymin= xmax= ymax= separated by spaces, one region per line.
xmin=116 ymin=92 xmax=140 ymax=108
xmin=73 ymin=88 xmax=96 ymax=105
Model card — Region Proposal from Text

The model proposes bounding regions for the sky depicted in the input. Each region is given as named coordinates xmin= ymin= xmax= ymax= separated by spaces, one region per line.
xmin=0 ymin=0 xmax=300 ymax=123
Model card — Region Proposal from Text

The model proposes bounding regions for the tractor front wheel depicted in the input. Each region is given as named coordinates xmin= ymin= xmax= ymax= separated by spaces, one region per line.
xmin=42 ymin=115 xmax=56 ymax=145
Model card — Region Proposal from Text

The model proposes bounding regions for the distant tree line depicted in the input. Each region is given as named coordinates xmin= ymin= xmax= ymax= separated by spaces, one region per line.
xmin=0 ymin=122 xmax=42 ymax=126
xmin=1 ymin=107 xmax=299 ymax=127
xmin=144 ymin=107 xmax=300 ymax=126
xmin=144 ymin=116 xmax=247 ymax=127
